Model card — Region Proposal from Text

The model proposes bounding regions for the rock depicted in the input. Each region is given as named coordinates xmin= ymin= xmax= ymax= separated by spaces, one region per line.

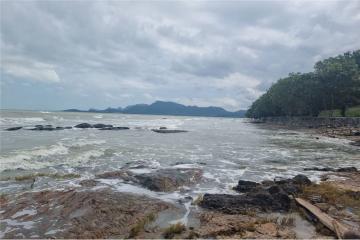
xmin=135 ymin=168 xmax=202 ymax=192
xmin=159 ymin=127 xmax=167 ymax=129
xmin=336 ymin=167 xmax=358 ymax=172
xmin=55 ymin=127 xmax=65 ymax=130
xmin=352 ymin=131 xmax=360 ymax=136
xmin=64 ymin=126 xmax=73 ymax=129
xmin=0 ymin=189 xmax=171 ymax=238
xmin=349 ymin=140 xmax=360 ymax=146
xmin=5 ymin=126 xmax=22 ymax=131
xmin=79 ymin=179 xmax=98 ymax=187
xmin=98 ymin=126 xmax=129 ymax=130
xmin=151 ymin=129 xmax=188 ymax=133
xmin=304 ymin=167 xmax=335 ymax=172
xmin=256 ymin=222 xmax=277 ymax=236
xmin=74 ymin=123 xmax=93 ymax=128
xmin=95 ymin=170 xmax=136 ymax=182
xmin=292 ymin=174 xmax=311 ymax=185
xmin=93 ymin=123 xmax=113 ymax=128
xmin=233 ymin=180 xmax=259 ymax=193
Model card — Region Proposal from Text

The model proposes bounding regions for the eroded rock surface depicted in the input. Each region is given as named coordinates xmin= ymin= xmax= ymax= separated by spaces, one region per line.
xmin=0 ymin=189 xmax=171 ymax=238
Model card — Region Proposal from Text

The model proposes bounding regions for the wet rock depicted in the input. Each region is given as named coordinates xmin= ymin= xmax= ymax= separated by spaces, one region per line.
xmin=349 ymin=140 xmax=360 ymax=146
xmin=95 ymin=170 xmax=136 ymax=182
xmin=64 ymin=126 xmax=73 ymax=129
xmin=304 ymin=167 xmax=335 ymax=172
xmin=159 ymin=127 xmax=167 ymax=129
xmin=55 ymin=127 xmax=65 ymax=130
xmin=0 ymin=189 xmax=172 ymax=238
xmin=292 ymin=174 xmax=312 ymax=185
xmin=336 ymin=167 xmax=358 ymax=172
xmin=74 ymin=123 xmax=93 ymax=128
xmin=135 ymin=168 xmax=202 ymax=192
xmin=5 ymin=126 xmax=22 ymax=131
xmin=151 ymin=129 xmax=188 ymax=133
xmin=79 ymin=179 xmax=99 ymax=187
xmin=233 ymin=180 xmax=259 ymax=193
xmin=98 ymin=126 xmax=130 ymax=130
xmin=93 ymin=123 xmax=113 ymax=128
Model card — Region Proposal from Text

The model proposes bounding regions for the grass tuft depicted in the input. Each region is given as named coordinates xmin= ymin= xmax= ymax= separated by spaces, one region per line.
xmin=129 ymin=213 xmax=156 ymax=238
xmin=163 ymin=222 xmax=186 ymax=239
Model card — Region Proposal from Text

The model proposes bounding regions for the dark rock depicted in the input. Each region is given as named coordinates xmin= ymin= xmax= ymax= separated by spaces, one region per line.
xmin=98 ymin=127 xmax=130 ymax=130
xmin=93 ymin=123 xmax=113 ymax=128
xmin=353 ymin=131 xmax=360 ymax=136
xmin=95 ymin=170 xmax=136 ymax=182
xmin=336 ymin=167 xmax=358 ymax=172
xmin=233 ymin=180 xmax=259 ymax=193
xmin=135 ymin=168 xmax=202 ymax=192
xmin=151 ymin=129 xmax=188 ymax=133
xmin=5 ymin=126 xmax=22 ymax=131
xmin=159 ymin=127 xmax=167 ymax=129
xmin=74 ymin=123 xmax=93 ymax=128
xmin=350 ymin=140 xmax=360 ymax=146
xmin=64 ymin=126 xmax=73 ymax=129
xmin=292 ymin=174 xmax=311 ymax=185
xmin=200 ymin=190 xmax=291 ymax=213
xmin=304 ymin=167 xmax=334 ymax=172
xmin=55 ymin=127 xmax=65 ymax=130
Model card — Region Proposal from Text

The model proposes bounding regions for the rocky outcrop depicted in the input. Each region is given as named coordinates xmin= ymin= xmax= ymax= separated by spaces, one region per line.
xmin=200 ymin=175 xmax=311 ymax=213
xmin=98 ymin=127 xmax=130 ymax=130
xmin=304 ymin=167 xmax=358 ymax=172
xmin=5 ymin=126 xmax=22 ymax=131
xmin=0 ymin=189 xmax=172 ymax=239
xmin=96 ymin=168 xmax=203 ymax=192
xmin=258 ymin=117 xmax=360 ymax=128
xmin=93 ymin=123 xmax=113 ymax=128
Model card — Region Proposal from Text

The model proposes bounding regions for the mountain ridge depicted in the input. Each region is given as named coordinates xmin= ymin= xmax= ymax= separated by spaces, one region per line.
xmin=63 ymin=101 xmax=246 ymax=118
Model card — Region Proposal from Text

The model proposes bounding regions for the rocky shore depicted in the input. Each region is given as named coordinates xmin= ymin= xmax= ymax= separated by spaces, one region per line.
xmin=250 ymin=117 xmax=360 ymax=146
xmin=1 ymin=167 xmax=359 ymax=239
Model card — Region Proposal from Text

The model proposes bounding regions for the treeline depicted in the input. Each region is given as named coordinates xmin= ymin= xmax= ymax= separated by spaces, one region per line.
xmin=246 ymin=50 xmax=360 ymax=118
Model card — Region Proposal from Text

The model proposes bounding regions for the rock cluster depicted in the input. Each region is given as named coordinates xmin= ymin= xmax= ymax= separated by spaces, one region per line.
xmin=200 ymin=174 xmax=311 ymax=213
xmin=96 ymin=168 xmax=203 ymax=192
xmin=304 ymin=167 xmax=358 ymax=172
xmin=5 ymin=123 xmax=130 ymax=131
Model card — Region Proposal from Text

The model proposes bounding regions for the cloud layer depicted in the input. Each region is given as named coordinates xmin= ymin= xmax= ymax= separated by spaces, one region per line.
xmin=1 ymin=0 xmax=360 ymax=110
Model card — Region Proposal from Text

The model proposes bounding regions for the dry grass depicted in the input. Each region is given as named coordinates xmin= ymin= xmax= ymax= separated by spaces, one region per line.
xmin=129 ymin=213 xmax=156 ymax=238
xmin=301 ymin=182 xmax=360 ymax=216
xmin=191 ymin=194 xmax=203 ymax=205
xmin=163 ymin=222 xmax=186 ymax=239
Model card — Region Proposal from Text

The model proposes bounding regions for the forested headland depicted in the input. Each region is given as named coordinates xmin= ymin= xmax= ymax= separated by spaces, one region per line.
xmin=246 ymin=50 xmax=360 ymax=118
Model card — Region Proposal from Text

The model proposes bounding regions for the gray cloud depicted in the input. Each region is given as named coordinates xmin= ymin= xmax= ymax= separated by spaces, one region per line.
xmin=1 ymin=0 xmax=360 ymax=110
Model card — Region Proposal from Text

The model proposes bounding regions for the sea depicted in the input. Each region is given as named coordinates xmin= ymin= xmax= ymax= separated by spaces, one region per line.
xmin=1 ymin=110 xmax=359 ymax=202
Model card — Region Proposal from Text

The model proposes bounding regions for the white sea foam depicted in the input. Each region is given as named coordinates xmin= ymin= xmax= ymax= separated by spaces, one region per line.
xmin=0 ymin=117 xmax=45 ymax=125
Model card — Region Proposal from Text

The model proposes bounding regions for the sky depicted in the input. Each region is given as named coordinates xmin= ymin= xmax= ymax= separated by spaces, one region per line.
xmin=1 ymin=0 xmax=360 ymax=111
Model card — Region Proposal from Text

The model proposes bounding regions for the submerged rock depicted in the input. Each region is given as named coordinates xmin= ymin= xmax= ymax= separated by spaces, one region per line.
xmin=93 ymin=123 xmax=113 ymax=128
xmin=5 ymin=126 xmax=22 ymax=131
xmin=98 ymin=126 xmax=130 ymax=130
xmin=151 ymin=129 xmax=188 ymax=133
xmin=304 ymin=167 xmax=358 ymax=172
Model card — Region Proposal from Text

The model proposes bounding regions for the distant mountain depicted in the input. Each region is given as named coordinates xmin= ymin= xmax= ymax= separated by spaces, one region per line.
xmin=63 ymin=101 xmax=247 ymax=118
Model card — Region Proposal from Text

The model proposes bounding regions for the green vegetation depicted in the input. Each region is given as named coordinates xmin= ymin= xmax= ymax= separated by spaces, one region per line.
xmin=163 ymin=222 xmax=186 ymax=239
xmin=318 ymin=105 xmax=360 ymax=117
xmin=247 ymin=50 xmax=360 ymax=118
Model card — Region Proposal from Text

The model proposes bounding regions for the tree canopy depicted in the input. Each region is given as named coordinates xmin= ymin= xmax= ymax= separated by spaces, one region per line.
xmin=246 ymin=50 xmax=360 ymax=118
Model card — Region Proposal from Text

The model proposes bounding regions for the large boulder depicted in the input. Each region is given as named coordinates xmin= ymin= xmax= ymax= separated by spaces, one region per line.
xmin=135 ymin=168 xmax=202 ymax=192
xmin=74 ymin=123 xmax=93 ymax=128
xmin=95 ymin=168 xmax=203 ymax=192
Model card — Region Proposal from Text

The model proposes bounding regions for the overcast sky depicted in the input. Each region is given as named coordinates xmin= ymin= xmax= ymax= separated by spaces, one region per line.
xmin=1 ymin=0 xmax=360 ymax=111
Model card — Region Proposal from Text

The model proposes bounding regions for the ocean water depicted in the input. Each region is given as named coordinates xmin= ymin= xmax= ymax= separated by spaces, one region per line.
xmin=0 ymin=110 xmax=359 ymax=201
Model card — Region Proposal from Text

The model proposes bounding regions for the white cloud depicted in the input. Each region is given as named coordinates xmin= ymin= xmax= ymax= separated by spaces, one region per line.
xmin=2 ymin=57 xmax=60 ymax=83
